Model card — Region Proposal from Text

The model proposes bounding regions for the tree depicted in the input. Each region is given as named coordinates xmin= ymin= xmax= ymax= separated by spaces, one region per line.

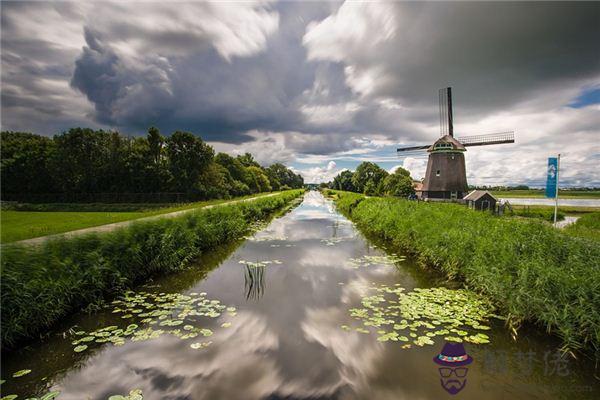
xmin=165 ymin=131 xmax=214 ymax=192
xmin=382 ymin=169 xmax=415 ymax=197
xmin=0 ymin=131 xmax=55 ymax=195
xmin=50 ymin=128 xmax=114 ymax=193
xmin=237 ymin=153 xmax=260 ymax=168
xmin=246 ymin=166 xmax=272 ymax=193
xmin=351 ymin=162 xmax=388 ymax=194
xmin=215 ymin=153 xmax=247 ymax=182
xmin=332 ymin=170 xmax=355 ymax=192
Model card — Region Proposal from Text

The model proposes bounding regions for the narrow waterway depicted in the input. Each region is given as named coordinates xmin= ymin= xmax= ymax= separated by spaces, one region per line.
xmin=2 ymin=192 xmax=598 ymax=399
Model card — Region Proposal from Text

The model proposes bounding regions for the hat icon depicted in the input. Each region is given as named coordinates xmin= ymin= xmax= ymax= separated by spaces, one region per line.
xmin=433 ymin=342 xmax=473 ymax=367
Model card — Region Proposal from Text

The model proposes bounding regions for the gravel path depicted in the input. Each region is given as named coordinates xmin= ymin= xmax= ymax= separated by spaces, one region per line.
xmin=13 ymin=193 xmax=280 ymax=246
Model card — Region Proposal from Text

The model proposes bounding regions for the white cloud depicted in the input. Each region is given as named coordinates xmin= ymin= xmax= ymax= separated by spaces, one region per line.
xmin=293 ymin=161 xmax=346 ymax=184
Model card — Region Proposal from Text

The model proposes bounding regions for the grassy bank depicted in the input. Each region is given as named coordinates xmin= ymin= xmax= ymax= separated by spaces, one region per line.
xmin=491 ymin=189 xmax=600 ymax=198
xmin=326 ymin=190 xmax=600 ymax=356
xmin=564 ymin=212 xmax=600 ymax=241
xmin=0 ymin=192 xmax=281 ymax=243
xmin=0 ymin=190 xmax=304 ymax=348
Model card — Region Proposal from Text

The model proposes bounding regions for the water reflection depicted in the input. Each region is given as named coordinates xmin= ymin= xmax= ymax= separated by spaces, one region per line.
xmin=244 ymin=263 xmax=266 ymax=301
xmin=2 ymin=191 xmax=598 ymax=399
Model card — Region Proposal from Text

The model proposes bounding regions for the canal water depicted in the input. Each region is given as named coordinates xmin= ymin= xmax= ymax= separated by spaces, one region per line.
xmin=2 ymin=191 xmax=598 ymax=399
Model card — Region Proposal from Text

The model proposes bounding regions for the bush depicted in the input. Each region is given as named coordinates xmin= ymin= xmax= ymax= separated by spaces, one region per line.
xmin=329 ymin=190 xmax=600 ymax=355
xmin=0 ymin=190 xmax=304 ymax=348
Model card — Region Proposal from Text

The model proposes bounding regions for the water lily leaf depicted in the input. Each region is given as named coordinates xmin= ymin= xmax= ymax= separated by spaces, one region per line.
xmin=1 ymin=395 xmax=18 ymax=400
xmin=221 ymin=322 xmax=232 ymax=328
xmin=74 ymin=345 xmax=88 ymax=352
xmin=12 ymin=369 xmax=31 ymax=377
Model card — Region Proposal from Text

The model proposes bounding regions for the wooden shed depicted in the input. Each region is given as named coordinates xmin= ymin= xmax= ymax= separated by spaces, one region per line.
xmin=463 ymin=190 xmax=497 ymax=211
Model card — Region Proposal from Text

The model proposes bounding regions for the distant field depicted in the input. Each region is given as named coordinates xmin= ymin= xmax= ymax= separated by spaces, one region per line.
xmin=0 ymin=193 xmax=276 ymax=243
xmin=510 ymin=204 xmax=600 ymax=215
xmin=490 ymin=190 xmax=600 ymax=198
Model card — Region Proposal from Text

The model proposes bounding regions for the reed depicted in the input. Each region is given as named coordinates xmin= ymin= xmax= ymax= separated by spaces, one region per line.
xmin=328 ymin=190 xmax=600 ymax=356
xmin=0 ymin=190 xmax=304 ymax=348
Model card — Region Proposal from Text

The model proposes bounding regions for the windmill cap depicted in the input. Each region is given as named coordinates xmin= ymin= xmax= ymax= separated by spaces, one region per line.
xmin=433 ymin=342 xmax=473 ymax=366
xmin=428 ymin=135 xmax=466 ymax=152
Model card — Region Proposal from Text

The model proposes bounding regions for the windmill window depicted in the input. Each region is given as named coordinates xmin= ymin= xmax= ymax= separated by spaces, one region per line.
xmin=436 ymin=170 xmax=441 ymax=176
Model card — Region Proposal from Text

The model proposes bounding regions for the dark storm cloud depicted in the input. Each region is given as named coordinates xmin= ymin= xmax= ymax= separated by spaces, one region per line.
xmin=64 ymin=1 xmax=338 ymax=141
xmin=1 ymin=1 xmax=599 ymax=185
xmin=305 ymin=2 xmax=600 ymax=115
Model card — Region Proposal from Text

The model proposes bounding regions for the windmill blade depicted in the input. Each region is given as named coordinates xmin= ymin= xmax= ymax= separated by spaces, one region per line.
xmin=397 ymin=144 xmax=430 ymax=152
xmin=439 ymin=87 xmax=453 ymax=137
xmin=457 ymin=131 xmax=514 ymax=147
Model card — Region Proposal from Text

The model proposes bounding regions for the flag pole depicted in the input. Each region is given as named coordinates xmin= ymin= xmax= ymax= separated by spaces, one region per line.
xmin=553 ymin=153 xmax=560 ymax=227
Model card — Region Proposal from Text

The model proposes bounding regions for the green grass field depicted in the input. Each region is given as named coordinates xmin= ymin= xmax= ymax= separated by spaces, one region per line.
xmin=0 ymin=193 xmax=279 ymax=243
xmin=490 ymin=189 xmax=600 ymax=198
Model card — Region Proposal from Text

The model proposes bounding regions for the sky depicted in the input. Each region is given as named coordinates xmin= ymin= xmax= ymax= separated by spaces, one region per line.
xmin=1 ymin=1 xmax=599 ymax=186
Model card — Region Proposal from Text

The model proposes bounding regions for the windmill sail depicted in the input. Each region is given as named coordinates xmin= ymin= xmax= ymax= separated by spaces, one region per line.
xmin=439 ymin=87 xmax=453 ymax=137
xmin=456 ymin=131 xmax=514 ymax=147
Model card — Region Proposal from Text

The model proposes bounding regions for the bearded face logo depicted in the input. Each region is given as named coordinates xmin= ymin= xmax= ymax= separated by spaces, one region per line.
xmin=433 ymin=342 xmax=473 ymax=395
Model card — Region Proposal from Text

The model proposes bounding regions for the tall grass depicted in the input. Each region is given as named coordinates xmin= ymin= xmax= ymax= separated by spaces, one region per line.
xmin=564 ymin=212 xmax=600 ymax=241
xmin=1 ymin=190 xmax=304 ymax=348
xmin=327 ymin=190 xmax=600 ymax=356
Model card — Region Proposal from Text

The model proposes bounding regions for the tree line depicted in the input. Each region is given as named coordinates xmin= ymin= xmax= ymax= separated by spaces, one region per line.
xmin=0 ymin=128 xmax=303 ymax=201
xmin=328 ymin=162 xmax=415 ymax=197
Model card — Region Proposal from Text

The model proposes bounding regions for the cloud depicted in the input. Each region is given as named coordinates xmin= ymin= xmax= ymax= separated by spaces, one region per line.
xmin=1 ymin=1 xmax=599 ymax=186
xmin=293 ymin=160 xmax=346 ymax=184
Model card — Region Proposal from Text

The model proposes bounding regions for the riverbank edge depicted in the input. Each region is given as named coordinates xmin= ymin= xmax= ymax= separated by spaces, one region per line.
xmin=325 ymin=190 xmax=600 ymax=359
xmin=0 ymin=189 xmax=305 ymax=349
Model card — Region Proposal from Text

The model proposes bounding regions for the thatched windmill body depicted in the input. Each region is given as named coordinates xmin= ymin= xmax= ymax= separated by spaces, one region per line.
xmin=397 ymin=88 xmax=515 ymax=200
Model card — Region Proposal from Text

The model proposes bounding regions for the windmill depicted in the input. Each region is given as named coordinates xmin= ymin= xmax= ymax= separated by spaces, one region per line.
xmin=397 ymin=87 xmax=515 ymax=200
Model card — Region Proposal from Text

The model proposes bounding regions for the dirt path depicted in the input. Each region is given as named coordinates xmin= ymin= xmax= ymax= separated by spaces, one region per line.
xmin=14 ymin=192 xmax=280 ymax=246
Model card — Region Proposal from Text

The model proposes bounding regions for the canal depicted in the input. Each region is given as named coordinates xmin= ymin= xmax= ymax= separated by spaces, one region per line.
xmin=2 ymin=191 xmax=598 ymax=399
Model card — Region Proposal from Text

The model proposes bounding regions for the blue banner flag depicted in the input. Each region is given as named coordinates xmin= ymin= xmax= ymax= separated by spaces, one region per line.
xmin=545 ymin=157 xmax=558 ymax=198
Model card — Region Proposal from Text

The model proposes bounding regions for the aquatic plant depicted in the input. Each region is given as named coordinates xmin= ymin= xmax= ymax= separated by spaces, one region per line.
xmin=346 ymin=254 xmax=406 ymax=269
xmin=343 ymin=285 xmax=494 ymax=348
xmin=68 ymin=291 xmax=236 ymax=354
xmin=329 ymin=191 xmax=600 ymax=356
xmin=1 ymin=190 xmax=304 ymax=348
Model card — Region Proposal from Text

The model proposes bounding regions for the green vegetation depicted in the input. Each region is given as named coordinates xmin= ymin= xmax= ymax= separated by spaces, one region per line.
xmin=490 ymin=189 xmax=600 ymax=198
xmin=507 ymin=205 xmax=565 ymax=222
xmin=344 ymin=285 xmax=493 ymax=347
xmin=0 ymin=192 xmax=278 ymax=243
xmin=1 ymin=128 xmax=303 ymax=202
xmin=327 ymin=190 xmax=600 ymax=356
xmin=510 ymin=204 xmax=600 ymax=215
xmin=69 ymin=290 xmax=237 ymax=353
xmin=0 ymin=189 xmax=303 ymax=348
xmin=330 ymin=162 xmax=415 ymax=197
xmin=564 ymin=212 xmax=600 ymax=241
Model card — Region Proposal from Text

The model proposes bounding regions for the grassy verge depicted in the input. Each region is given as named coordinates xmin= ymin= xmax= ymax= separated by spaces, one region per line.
xmin=326 ymin=190 xmax=600 ymax=356
xmin=564 ymin=212 xmax=600 ymax=241
xmin=0 ymin=189 xmax=304 ymax=348
xmin=490 ymin=189 xmax=600 ymax=198
xmin=507 ymin=206 xmax=565 ymax=222
xmin=0 ymin=192 xmax=281 ymax=243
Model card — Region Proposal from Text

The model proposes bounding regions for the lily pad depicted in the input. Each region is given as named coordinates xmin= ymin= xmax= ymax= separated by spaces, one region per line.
xmin=12 ymin=369 xmax=31 ymax=378
xmin=344 ymin=285 xmax=494 ymax=349
xmin=74 ymin=345 xmax=88 ymax=352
